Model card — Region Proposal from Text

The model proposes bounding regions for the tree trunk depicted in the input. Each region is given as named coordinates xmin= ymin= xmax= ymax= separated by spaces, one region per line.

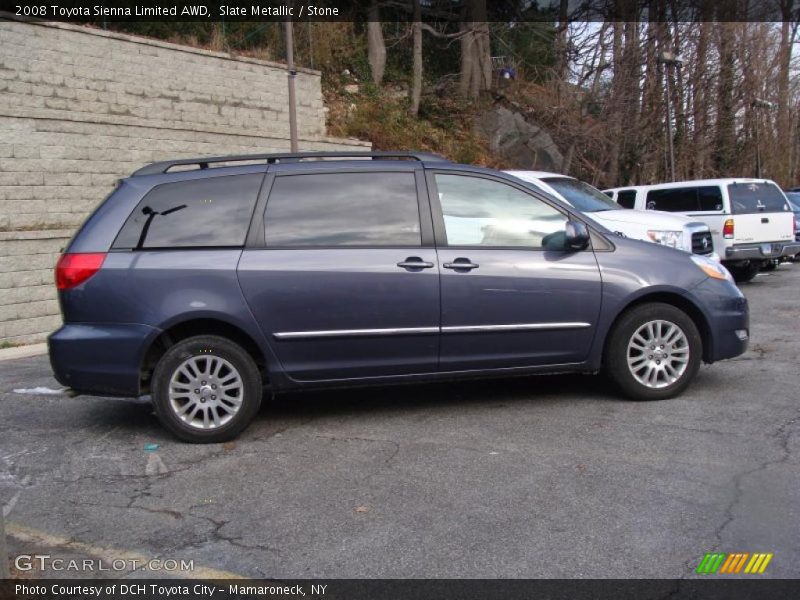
xmin=714 ymin=22 xmax=737 ymax=175
xmin=459 ymin=21 xmax=473 ymax=97
xmin=605 ymin=21 xmax=624 ymax=186
xmin=409 ymin=0 xmax=422 ymax=116
xmin=691 ymin=21 xmax=710 ymax=178
xmin=366 ymin=2 xmax=386 ymax=86
xmin=557 ymin=0 xmax=570 ymax=77
xmin=458 ymin=0 xmax=491 ymax=99
xmin=775 ymin=6 xmax=794 ymax=184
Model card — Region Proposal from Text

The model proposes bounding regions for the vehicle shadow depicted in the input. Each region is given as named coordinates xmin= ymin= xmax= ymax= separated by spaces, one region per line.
xmin=258 ymin=372 xmax=620 ymax=423
xmin=80 ymin=373 xmax=621 ymax=442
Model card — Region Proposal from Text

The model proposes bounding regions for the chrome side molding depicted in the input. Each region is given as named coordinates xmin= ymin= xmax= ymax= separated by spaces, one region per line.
xmin=274 ymin=322 xmax=591 ymax=340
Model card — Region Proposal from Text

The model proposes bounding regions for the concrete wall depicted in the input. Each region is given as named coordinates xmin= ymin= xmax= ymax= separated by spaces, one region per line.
xmin=0 ymin=17 xmax=369 ymax=345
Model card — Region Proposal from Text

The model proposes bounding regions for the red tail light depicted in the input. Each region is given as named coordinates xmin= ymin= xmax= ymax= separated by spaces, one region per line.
xmin=55 ymin=253 xmax=106 ymax=290
xmin=723 ymin=218 xmax=734 ymax=239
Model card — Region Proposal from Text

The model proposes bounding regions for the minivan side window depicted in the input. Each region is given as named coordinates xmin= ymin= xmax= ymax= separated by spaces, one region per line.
xmin=264 ymin=172 xmax=421 ymax=247
xmin=113 ymin=173 xmax=263 ymax=249
xmin=435 ymin=174 xmax=568 ymax=248
xmin=617 ymin=190 xmax=637 ymax=209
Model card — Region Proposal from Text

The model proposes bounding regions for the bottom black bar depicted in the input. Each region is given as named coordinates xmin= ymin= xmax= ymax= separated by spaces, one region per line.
xmin=2 ymin=579 xmax=800 ymax=600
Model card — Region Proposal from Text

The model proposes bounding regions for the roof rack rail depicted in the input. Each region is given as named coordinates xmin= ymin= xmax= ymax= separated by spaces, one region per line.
xmin=131 ymin=151 xmax=449 ymax=177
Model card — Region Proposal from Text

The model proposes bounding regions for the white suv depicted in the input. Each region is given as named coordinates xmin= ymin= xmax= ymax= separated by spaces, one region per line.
xmin=507 ymin=171 xmax=719 ymax=261
xmin=604 ymin=178 xmax=800 ymax=282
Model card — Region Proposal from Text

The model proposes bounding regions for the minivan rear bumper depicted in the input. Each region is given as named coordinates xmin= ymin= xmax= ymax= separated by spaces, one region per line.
xmin=48 ymin=323 xmax=159 ymax=397
xmin=725 ymin=241 xmax=800 ymax=260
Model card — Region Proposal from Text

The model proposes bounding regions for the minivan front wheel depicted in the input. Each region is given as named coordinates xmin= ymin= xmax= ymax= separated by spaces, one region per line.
xmin=605 ymin=303 xmax=702 ymax=401
xmin=152 ymin=335 xmax=262 ymax=443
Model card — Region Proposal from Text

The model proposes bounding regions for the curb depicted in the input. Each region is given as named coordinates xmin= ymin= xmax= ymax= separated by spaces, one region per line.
xmin=0 ymin=343 xmax=47 ymax=362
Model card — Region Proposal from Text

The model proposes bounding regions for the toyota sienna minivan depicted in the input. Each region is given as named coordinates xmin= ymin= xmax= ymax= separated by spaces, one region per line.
xmin=49 ymin=152 xmax=749 ymax=442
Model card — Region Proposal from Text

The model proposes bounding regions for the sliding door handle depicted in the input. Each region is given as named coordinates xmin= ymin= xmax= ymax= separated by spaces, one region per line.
xmin=443 ymin=259 xmax=479 ymax=270
xmin=397 ymin=257 xmax=435 ymax=269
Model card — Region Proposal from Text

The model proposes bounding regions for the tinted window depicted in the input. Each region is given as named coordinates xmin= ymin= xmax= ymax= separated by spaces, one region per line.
xmin=542 ymin=177 xmax=621 ymax=212
xmin=645 ymin=187 xmax=699 ymax=212
xmin=727 ymin=182 xmax=789 ymax=214
xmin=697 ymin=186 xmax=724 ymax=211
xmin=264 ymin=172 xmax=420 ymax=247
xmin=785 ymin=191 xmax=800 ymax=211
xmin=617 ymin=190 xmax=637 ymax=209
xmin=435 ymin=174 xmax=568 ymax=249
xmin=114 ymin=174 xmax=262 ymax=249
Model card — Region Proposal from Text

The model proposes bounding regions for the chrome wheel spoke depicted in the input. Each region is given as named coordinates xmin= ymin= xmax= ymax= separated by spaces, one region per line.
xmin=626 ymin=319 xmax=690 ymax=389
xmin=168 ymin=354 xmax=244 ymax=431
xmin=176 ymin=401 xmax=195 ymax=416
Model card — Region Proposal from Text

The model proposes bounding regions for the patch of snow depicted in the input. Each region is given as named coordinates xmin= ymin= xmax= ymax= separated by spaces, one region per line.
xmin=12 ymin=387 xmax=65 ymax=395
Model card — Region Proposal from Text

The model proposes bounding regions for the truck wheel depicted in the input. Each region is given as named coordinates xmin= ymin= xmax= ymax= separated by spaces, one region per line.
xmin=760 ymin=259 xmax=778 ymax=272
xmin=605 ymin=303 xmax=702 ymax=401
xmin=727 ymin=261 xmax=760 ymax=283
xmin=152 ymin=335 xmax=262 ymax=443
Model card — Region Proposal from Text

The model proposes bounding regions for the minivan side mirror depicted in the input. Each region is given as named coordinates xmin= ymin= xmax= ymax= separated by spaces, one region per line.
xmin=565 ymin=220 xmax=590 ymax=251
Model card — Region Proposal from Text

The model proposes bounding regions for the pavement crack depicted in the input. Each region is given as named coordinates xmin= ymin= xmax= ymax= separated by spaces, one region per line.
xmin=710 ymin=409 xmax=800 ymax=552
xmin=180 ymin=515 xmax=280 ymax=555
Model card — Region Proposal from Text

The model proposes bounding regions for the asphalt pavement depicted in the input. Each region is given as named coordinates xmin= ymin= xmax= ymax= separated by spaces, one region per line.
xmin=1 ymin=264 xmax=798 ymax=579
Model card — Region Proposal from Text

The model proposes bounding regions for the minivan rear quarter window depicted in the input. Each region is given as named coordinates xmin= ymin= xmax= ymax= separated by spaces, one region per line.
xmin=113 ymin=173 xmax=262 ymax=249
xmin=727 ymin=182 xmax=789 ymax=214
xmin=264 ymin=172 xmax=421 ymax=247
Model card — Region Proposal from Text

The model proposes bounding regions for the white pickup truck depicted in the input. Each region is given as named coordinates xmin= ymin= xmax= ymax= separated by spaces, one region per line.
xmin=604 ymin=178 xmax=800 ymax=282
xmin=507 ymin=171 xmax=720 ymax=262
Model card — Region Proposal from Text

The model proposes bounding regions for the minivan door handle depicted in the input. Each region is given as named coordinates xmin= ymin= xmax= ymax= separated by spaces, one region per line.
xmin=761 ymin=217 xmax=769 ymax=223
xmin=443 ymin=258 xmax=479 ymax=271
xmin=396 ymin=257 xmax=435 ymax=270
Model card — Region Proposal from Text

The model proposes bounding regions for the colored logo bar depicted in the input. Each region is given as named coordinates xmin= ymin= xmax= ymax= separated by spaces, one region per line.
xmin=696 ymin=552 xmax=773 ymax=574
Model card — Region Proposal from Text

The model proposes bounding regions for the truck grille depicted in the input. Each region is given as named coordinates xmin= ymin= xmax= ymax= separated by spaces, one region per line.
xmin=691 ymin=231 xmax=714 ymax=255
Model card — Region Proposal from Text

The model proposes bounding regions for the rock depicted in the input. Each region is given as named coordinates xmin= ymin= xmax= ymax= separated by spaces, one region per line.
xmin=474 ymin=106 xmax=564 ymax=171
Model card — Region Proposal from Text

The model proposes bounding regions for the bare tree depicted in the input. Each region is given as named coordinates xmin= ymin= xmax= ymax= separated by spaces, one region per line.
xmin=410 ymin=0 xmax=422 ymax=115
xmin=458 ymin=0 xmax=491 ymax=99
xmin=367 ymin=1 xmax=387 ymax=86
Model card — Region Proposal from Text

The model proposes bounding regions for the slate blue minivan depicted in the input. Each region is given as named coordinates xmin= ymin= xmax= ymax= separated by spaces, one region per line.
xmin=49 ymin=152 xmax=749 ymax=442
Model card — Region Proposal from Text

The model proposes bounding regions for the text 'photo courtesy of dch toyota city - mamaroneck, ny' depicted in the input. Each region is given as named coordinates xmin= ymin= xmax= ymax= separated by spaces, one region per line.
xmin=1 ymin=1 xmax=799 ymax=599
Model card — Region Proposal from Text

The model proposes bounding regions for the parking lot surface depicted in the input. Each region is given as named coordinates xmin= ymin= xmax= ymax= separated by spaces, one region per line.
xmin=1 ymin=265 xmax=799 ymax=579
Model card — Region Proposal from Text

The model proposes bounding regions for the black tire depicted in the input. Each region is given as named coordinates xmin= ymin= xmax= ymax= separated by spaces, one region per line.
xmin=151 ymin=335 xmax=262 ymax=443
xmin=760 ymin=260 xmax=777 ymax=272
xmin=727 ymin=261 xmax=760 ymax=283
xmin=605 ymin=303 xmax=702 ymax=401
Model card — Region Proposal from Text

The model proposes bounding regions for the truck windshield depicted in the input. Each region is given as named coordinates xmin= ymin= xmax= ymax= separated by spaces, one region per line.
xmin=543 ymin=177 xmax=623 ymax=212
xmin=727 ymin=182 xmax=790 ymax=214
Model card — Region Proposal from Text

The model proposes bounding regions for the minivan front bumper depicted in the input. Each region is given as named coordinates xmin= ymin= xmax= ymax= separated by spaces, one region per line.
xmin=686 ymin=279 xmax=749 ymax=363
xmin=49 ymin=322 xmax=159 ymax=397
xmin=726 ymin=241 xmax=800 ymax=260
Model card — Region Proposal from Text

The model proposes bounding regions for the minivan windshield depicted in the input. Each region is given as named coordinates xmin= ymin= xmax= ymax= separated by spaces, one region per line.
xmin=542 ymin=177 xmax=623 ymax=212
xmin=727 ymin=182 xmax=789 ymax=214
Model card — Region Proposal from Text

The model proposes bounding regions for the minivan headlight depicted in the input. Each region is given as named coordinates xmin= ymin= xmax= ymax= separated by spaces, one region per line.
xmin=647 ymin=230 xmax=683 ymax=248
xmin=691 ymin=255 xmax=734 ymax=283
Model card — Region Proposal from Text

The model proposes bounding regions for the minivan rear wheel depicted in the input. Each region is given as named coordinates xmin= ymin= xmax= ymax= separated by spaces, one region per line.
xmin=605 ymin=303 xmax=702 ymax=401
xmin=152 ymin=335 xmax=262 ymax=443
